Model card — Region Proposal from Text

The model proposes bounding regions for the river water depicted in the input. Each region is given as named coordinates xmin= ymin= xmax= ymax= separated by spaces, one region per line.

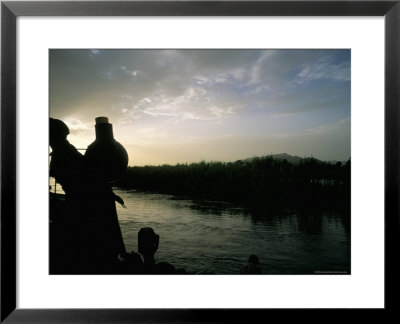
xmin=114 ymin=189 xmax=350 ymax=274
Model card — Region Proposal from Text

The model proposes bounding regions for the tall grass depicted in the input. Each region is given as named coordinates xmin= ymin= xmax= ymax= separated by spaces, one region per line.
xmin=116 ymin=156 xmax=350 ymax=209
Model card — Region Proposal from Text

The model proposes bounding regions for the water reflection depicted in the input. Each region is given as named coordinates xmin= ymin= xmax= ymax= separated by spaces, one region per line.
xmin=297 ymin=212 xmax=323 ymax=235
xmin=114 ymin=189 xmax=350 ymax=274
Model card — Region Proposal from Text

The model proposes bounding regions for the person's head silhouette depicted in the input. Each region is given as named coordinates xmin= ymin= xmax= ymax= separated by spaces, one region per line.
xmin=138 ymin=227 xmax=159 ymax=266
xmin=50 ymin=118 xmax=70 ymax=148
xmin=138 ymin=227 xmax=159 ymax=256
xmin=248 ymin=254 xmax=259 ymax=265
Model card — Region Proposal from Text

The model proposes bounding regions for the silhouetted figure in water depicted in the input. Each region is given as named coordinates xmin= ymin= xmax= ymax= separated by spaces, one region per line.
xmin=49 ymin=117 xmax=126 ymax=274
xmin=240 ymin=254 xmax=262 ymax=274
xmin=137 ymin=227 xmax=178 ymax=274
xmin=118 ymin=227 xmax=184 ymax=274
xmin=138 ymin=227 xmax=159 ymax=270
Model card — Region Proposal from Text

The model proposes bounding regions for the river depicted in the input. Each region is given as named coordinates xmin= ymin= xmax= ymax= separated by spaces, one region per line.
xmin=114 ymin=189 xmax=350 ymax=274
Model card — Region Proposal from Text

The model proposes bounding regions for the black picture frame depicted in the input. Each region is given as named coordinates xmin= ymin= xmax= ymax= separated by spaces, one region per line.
xmin=1 ymin=0 xmax=399 ymax=322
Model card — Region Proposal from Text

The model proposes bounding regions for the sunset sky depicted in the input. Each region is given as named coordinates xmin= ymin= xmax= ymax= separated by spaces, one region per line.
xmin=50 ymin=49 xmax=350 ymax=166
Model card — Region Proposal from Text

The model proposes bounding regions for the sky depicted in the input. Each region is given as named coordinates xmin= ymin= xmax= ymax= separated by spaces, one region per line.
xmin=49 ymin=49 xmax=350 ymax=166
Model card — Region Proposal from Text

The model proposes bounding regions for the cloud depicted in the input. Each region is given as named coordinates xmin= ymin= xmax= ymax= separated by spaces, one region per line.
xmin=294 ymin=61 xmax=350 ymax=84
xmin=50 ymin=49 xmax=350 ymax=123
xmin=306 ymin=117 xmax=350 ymax=135
xmin=127 ymin=86 xmax=242 ymax=121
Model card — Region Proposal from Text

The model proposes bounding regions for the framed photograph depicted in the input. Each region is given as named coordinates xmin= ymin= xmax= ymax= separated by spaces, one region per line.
xmin=1 ymin=0 xmax=399 ymax=322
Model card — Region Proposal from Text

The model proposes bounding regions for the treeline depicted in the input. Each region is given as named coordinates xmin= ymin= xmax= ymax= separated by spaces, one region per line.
xmin=115 ymin=156 xmax=350 ymax=210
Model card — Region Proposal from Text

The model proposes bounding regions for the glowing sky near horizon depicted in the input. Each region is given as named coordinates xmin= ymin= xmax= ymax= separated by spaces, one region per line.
xmin=49 ymin=49 xmax=350 ymax=166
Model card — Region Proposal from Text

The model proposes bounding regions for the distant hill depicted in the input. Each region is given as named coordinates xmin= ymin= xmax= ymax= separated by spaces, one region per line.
xmin=240 ymin=153 xmax=346 ymax=165
xmin=270 ymin=153 xmax=303 ymax=164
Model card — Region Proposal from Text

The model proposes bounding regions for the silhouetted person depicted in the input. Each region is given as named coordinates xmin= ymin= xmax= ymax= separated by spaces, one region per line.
xmin=136 ymin=227 xmax=182 ymax=274
xmin=138 ymin=227 xmax=159 ymax=271
xmin=49 ymin=118 xmax=126 ymax=274
xmin=240 ymin=254 xmax=262 ymax=274
xmin=49 ymin=118 xmax=84 ymax=196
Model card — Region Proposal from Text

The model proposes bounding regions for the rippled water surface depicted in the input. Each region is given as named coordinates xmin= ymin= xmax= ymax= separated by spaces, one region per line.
xmin=115 ymin=189 xmax=350 ymax=274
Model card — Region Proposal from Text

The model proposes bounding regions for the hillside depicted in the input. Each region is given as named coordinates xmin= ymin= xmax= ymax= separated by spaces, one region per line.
xmin=241 ymin=153 xmax=346 ymax=165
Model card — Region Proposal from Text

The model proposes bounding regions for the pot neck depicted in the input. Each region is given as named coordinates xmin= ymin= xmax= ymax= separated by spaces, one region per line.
xmin=95 ymin=123 xmax=114 ymax=141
